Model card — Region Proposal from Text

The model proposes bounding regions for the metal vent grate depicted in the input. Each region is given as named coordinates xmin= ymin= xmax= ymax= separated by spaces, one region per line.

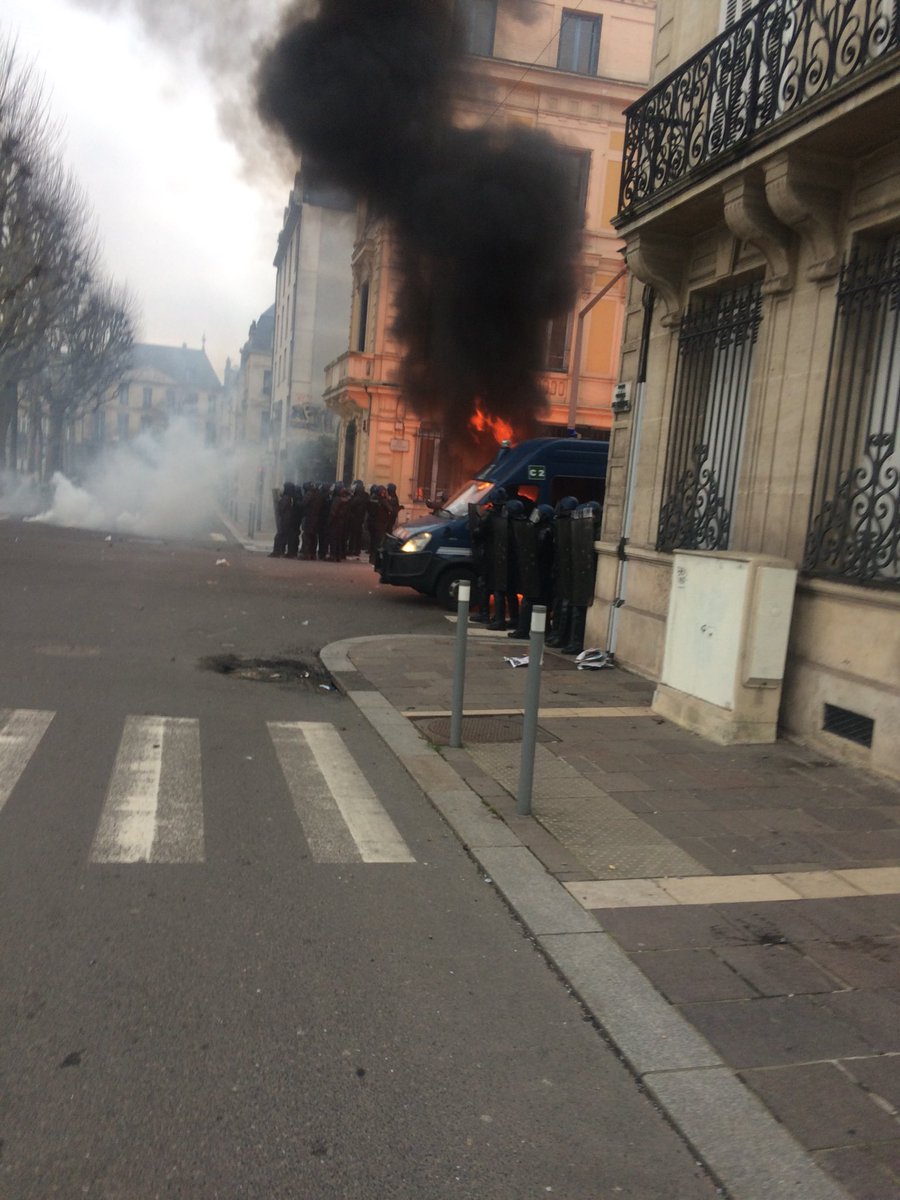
xmin=822 ymin=703 xmax=874 ymax=749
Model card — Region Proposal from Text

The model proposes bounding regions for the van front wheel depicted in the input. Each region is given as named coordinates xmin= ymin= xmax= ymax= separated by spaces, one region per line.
xmin=435 ymin=566 xmax=475 ymax=612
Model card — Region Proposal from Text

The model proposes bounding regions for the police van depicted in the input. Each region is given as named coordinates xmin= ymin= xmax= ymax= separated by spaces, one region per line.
xmin=376 ymin=437 xmax=608 ymax=608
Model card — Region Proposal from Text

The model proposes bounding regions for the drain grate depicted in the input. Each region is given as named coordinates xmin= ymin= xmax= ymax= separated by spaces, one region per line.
xmin=198 ymin=654 xmax=336 ymax=689
xmin=412 ymin=714 xmax=558 ymax=745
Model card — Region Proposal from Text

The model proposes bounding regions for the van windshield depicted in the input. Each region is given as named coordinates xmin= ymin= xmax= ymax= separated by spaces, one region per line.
xmin=441 ymin=479 xmax=494 ymax=517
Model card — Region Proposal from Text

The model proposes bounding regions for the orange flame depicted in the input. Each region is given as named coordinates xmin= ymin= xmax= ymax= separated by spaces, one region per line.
xmin=469 ymin=404 xmax=514 ymax=445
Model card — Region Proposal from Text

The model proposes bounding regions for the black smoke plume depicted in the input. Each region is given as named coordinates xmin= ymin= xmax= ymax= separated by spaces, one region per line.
xmin=257 ymin=0 xmax=580 ymax=444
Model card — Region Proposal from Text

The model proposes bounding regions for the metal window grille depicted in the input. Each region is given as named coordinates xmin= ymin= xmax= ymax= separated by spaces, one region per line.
xmin=803 ymin=240 xmax=900 ymax=587
xmin=657 ymin=282 xmax=763 ymax=552
xmin=414 ymin=425 xmax=444 ymax=500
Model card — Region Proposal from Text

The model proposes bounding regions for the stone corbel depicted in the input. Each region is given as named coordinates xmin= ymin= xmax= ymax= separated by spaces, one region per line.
xmin=764 ymin=150 xmax=842 ymax=282
xmin=722 ymin=170 xmax=794 ymax=294
xmin=623 ymin=231 xmax=686 ymax=327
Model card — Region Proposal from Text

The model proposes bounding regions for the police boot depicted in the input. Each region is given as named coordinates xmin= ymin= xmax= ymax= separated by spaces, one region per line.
xmin=545 ymin=600 xmax=570 ymax=647
xmin=470 ymin=579 xmax=490 ymax=622
xmin=486 ymin=593 xmax=508 ymax=630
xmin=562 ymin=606 xmax=587 ymax=655
xmin=508 ymin=599 xmax=531 ymax=639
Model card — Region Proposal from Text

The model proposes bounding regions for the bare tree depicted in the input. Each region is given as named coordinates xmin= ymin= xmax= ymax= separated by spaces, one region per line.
xmin=24 ymin=278 xmax=136 ymax=477
xmin=0 ymin=34 xmax=100 ymax=469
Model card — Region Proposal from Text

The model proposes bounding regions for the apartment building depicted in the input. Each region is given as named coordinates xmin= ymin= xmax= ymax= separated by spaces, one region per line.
xmin=591 ymin=0 xmax=899 ymax=776
xmin=324 ymin=0 xmax=656 ymax=511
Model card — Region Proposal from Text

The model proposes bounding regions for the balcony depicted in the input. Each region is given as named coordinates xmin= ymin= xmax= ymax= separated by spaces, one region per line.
xmin=617 ymin=0 xmax=898 ymax=224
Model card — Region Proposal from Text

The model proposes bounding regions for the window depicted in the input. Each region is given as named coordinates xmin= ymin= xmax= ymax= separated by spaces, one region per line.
xmin=543 ymin=313 xmax=572 ymax=372
xmin=117 ymin=411 xmax=130 ymax=439
xmin=657 ymin=282 xmax=762 ymax=552
xmin=262 ymin=369 xmax=272 ymax=396
xmin=166 ymin=388 xmax=176 ymax=411
xmin=459 ymin=0 xmax=496 ymax=57
xmin=559 ymin=148 xmax=591 ymax=225
xmin=557 ymin=11 xmax=601 ymax=75
xmin=804 ymin=239 xmax=900 ymax=587
xmin=142 ymin=387 xmax=153 ymax=409
xmin=118 ymin=383 xmax=129 ymax=407
xmin=356 ymin=281 xmax=370 ymax=353
xmin=415 ymin=426 xmax=443 ymax=501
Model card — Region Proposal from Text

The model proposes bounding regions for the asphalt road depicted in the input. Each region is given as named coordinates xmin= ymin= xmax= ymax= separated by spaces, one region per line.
xmin=0 ymin=519 xmax=718 ymax=1199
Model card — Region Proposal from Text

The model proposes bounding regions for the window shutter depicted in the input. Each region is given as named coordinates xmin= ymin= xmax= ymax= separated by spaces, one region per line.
xmin=719 ymin=0 xmax=753 ymax=29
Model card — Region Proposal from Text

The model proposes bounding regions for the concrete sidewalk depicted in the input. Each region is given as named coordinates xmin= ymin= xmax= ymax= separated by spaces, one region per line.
xmin=322 ymin=629 xmax=900 ymax=1200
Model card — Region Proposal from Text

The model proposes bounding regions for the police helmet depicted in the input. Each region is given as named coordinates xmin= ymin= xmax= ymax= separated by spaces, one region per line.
xmin=576 ymin=501 xmax=602 ymax=520
xmin=530 ymin=503 xmax=555 ymax=524
xmin=555 ymin=495 xmax=579 ymax=516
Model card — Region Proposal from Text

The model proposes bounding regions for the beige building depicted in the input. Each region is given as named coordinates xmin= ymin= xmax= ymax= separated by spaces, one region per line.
xmin=72 ymin=343 xmax=222 ymax=462
xmin=591 ymin=0 xmax=899 ymax=776
xmin=325 ymin=0 xmax=656 ymax=512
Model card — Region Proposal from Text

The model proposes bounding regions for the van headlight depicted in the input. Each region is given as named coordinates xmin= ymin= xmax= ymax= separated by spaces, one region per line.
xmin=401 ymin=531 xmax=432 ymax=552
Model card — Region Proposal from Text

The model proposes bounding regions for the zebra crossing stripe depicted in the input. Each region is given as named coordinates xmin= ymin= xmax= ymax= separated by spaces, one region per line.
xmin=0 ymin=709 xmax=55 ymax=813
xmin=90 ymin=716 xmax=204 ymax=863
xmin=268 ymin=721 xmax=415 ymax=864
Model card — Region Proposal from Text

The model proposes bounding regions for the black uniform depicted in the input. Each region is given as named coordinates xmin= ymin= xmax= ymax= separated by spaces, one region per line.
xmin=269 ymin=482 xmax=294 ymax=557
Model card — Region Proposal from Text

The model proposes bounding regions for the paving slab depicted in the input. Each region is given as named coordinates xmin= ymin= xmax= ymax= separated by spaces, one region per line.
xmin=738 ymin=1062 xmax=900 ymax=1150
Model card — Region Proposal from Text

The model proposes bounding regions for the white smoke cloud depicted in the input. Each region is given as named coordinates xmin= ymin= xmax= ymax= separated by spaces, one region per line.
xmin=21 ymin=419 xmax=252 ymax=539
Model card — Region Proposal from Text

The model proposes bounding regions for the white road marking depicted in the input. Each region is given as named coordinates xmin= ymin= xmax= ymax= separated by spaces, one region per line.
xmin=0 ymin=709 xmax=55 ymax=812
xmin=90 ymin=716 xmax=204 ymax=863
xmin=269 ymin=721 xmax=415 ymax=864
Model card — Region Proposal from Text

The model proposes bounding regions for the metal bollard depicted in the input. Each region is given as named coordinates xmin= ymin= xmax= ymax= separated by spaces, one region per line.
xmin=247 ymin=501 xmax=256 ymax=539
xmin=449 ymin=580 xmax=471 ymax=749
xmin=516 ymin=604 xmax=547 ymax=815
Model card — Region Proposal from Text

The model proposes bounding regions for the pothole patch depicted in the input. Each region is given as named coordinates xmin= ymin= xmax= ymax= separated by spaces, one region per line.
xmin=198 ymin=654 xmax=336 ymax=689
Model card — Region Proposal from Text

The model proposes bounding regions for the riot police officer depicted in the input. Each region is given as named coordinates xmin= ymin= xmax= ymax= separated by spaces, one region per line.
xmin=509 ymin=503 xmax=555 ymax=638
xmin=468 ymin=500 xmax=492 ymax=622
xmin=487 ymin=494 xmax=519 ymax=631
xmin=561 ymin=500 xmax=603 ymax=654
xmin=269 ymin=482 xmax=295 ymax=558
xmin=545 ymin=496 xmax=579 ymax=647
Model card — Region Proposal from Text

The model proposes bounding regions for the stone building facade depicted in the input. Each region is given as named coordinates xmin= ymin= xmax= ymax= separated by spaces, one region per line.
xmin=324 ymin=0 xmax=656 ymax=513
xmin=218 ymin=307 xmax=275 ymax=536
xmin=590 ymin=0 xmax=899 ymax=776
xmin=269 ymin=170 xmax=356 ymax=481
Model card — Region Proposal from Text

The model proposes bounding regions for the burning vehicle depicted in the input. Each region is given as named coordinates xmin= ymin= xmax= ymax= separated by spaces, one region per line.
xmin=377 ymin=436 xmax=608 ymax=608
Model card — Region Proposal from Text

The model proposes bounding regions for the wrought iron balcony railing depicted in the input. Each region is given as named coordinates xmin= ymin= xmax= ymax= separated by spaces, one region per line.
xmin=618 ymin=0 xmax=898 ymax=222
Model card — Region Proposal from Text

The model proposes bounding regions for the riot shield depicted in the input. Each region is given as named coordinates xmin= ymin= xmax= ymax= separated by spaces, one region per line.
xmin=511 ymin=517 xmax=541 ymax=600
xmin=570 ymin=508 xmax=600 ymax=606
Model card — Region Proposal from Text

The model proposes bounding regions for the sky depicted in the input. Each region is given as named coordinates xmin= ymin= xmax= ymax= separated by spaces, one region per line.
xmin=2 ymin=0 xmax=296 ymax=381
